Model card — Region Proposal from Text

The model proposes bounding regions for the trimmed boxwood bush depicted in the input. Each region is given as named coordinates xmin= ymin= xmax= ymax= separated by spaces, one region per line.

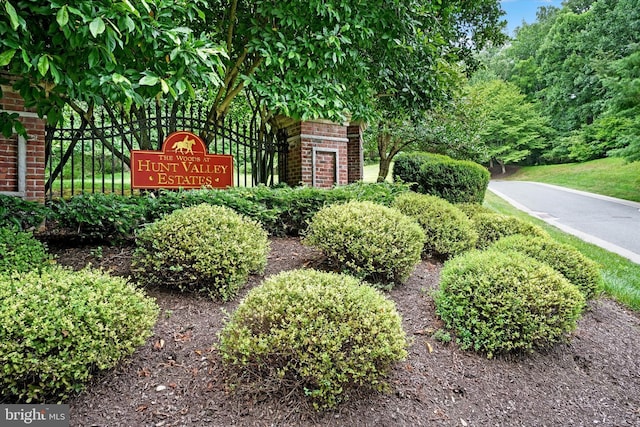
xmin=0 ymin=227 xmax=51 ymax=275
xmin=417 ymin=156 xmax=490 ymax=204
xmin=434 ymin=249 xmax=585 ymax=358
xmin=131 ymin=203 xmax=269 ymax=300
xmin=303 ymin=201 xmax=424 ymax=286
xmin=392 ymin=192 xmax=477 ymax=259
xmin=472 ymin=212 xmax=548 ymax=249
xmin=218 ymin=269 xmax=408 ymax=410
xmin=490 ymin=235 xmax=601 ymax=299
xmin=455 ymin=202 xmax=494 ymax=219
xmin=0 ymin=267 xmax=158 ymax=402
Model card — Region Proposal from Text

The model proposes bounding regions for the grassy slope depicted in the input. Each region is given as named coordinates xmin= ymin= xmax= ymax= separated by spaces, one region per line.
xmin=502 ymin=157 xmax=640 ymax=202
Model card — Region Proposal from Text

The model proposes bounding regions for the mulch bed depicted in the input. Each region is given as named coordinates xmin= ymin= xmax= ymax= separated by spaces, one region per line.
xmin=47 ymin=237 xmax=640 ymax=427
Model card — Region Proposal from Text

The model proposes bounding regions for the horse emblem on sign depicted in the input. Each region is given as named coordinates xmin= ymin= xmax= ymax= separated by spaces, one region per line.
xmin=171 ymin=136 xmax=196 ymax=155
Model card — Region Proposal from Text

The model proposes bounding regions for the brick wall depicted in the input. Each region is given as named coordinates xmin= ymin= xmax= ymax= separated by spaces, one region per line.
xmin=0 ymin=79 xmax=46 ymax=202
xmin=347 ymin=123 xmax=364 ymax=183
xmin=276 ymin=118 xmax=363 ymax=188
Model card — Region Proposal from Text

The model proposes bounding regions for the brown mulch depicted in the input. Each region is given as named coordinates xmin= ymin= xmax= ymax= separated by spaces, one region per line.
xmin=47 ymin=238 xmax=640 ymax=427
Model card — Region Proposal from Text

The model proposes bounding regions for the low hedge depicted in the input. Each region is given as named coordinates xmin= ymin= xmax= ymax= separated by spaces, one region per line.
xmin=45 ymin=182 xmax=411 ymax=242
xmin=303 ymin=200 xmax=424 ymax=286
xmin=0 ymin=267 xmax=158 ymax=402
xmin=434 ymin=249 xmax=585 ymax=358
xmin=218 ymin=269 xmax=408 ymax=410
xmin=0 ymin=194 xmax=50 ymax=230
xmin=392 ymin=152 xmax=440 ymax=190
xmin=131 ymin=203 xmax=269 ymax=301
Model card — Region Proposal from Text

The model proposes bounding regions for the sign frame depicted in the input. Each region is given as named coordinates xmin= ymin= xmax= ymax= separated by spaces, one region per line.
xmin=130 ymin=131 xmax=234 ymax=190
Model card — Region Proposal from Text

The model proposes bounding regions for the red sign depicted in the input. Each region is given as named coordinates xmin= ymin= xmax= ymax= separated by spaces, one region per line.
xmin=131 ymin=131 xmax=233 ymax=189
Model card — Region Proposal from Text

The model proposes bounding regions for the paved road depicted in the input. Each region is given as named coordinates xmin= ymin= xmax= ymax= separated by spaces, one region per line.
xmin=488 ymin=181 xmax=640 ymax=264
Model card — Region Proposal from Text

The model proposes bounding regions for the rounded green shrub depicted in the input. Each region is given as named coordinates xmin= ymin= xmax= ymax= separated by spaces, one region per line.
xmin=392 ymin=192 xmax=477 ymax=259
xmin=303 ymin=200 xmax=424 ymax=285
xmin=392 ymin=152 xmax=439 ymax=190
xmin=132 ymin=203 xmax=269 ymax=301
xmin=0 ymin=227 xmax=51 ymax=275
xmin=218 ymin=269 xmax=408 ymax=410
xmin=472 ymin=212 xmax=548 ymax=249
xmin=490 ymin=235 xmax=601 ymax=299
xmin=0 ymin=267 xmax=158 ymax=402
xmin=417 ymin=156 xmax=490 ymax=204
xmin=434 ymin=249 xmax=585 ymax=358
xmin=455 ymin=202 xmax=494 ymax=219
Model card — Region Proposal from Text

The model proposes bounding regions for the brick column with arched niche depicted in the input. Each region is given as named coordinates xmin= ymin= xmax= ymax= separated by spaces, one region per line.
xmin=277 ymin=117 xmax=362 ymax=188
xmin=0 ymin=76 xmax=46 ymax=202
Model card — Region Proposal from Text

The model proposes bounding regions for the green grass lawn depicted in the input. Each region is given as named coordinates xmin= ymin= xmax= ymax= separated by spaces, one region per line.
xmin=502 ymin=157 xmax=640 ymax=202
xmin=362 ymin=162 xmax=392 ymax=183
xmin=484 ymin=191 xmax=640 ymax=311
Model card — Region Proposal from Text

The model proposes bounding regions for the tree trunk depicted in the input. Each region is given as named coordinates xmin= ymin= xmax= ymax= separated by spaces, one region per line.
xmin=377 ymin=157 xmax=391 ymax=182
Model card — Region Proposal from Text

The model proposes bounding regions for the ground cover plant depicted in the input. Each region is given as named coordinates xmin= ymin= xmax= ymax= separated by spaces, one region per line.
xmin=131 ymin=203 xmax=269 ymax=301
xmin=218 ymin=269 xmax=408 ymax=410
xmin=0 ymin=227 xmax=50 ymax=274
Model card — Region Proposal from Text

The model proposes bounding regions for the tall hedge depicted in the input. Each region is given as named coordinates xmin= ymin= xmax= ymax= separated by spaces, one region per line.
xmin=417 ymin=157 xmax=490 ymax=204
xmin=392 ymin=152 xmax=490 ymax=203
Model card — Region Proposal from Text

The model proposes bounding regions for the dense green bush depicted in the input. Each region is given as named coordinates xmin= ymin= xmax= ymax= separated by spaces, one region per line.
xmin=0 ymin=194 xmax=50 ymax=230
xmin=218 ymin=269 xmax=408 ymax=410
xmin=48 ymin=193 xmax=147 ymax=242
xmin=303 ymin=201 xmax=424 ymax=286
xmin=392 ymin=192 xmax=477 ymax=259
xmin=0 ymin=227 xmax=51 ymax=275
xmin=131 ymin=203 xmax=269 ymax=300
xmin=45 ymin=182 xmax=411 ymax=240
xmin=417 ymin=156 xmax=490 ymax=204
xmin=146 ymin=182 xmax=410 ymax=236
xmin=0 ymin=267 xmax=158 ymax=402
xmin=472 ymin=212 xmax=548 ymax=249
xmin=434 ymin=249 xmax=585 ymax=358
xmin=455 ymin=202 xmax=494 ymax=218
xmin=490 ymin=235 xmax=601 ymax=299
xmin=392 ymin=152 xmax=440 ymax=190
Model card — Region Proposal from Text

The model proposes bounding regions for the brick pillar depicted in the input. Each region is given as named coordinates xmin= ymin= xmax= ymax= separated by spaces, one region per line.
xmin=0 ymin=78 xmax=46 ymax=202
xmin=275 ymin=117 xmax=349 ymax=188
xmin=347 ymin=122 xmax=364 ymax=183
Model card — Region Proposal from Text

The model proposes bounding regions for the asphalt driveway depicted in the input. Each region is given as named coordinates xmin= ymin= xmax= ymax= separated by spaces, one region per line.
xmin=488 ymin=181 xmax=640 ymax=264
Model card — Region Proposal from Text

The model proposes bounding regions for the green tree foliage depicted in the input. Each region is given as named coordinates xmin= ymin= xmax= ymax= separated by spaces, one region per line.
xmin=0 ymin=0 xmax=226 ymax=132
xmin=483 ymin=0 xmax=640 ymax=163
xmin=466 ymin=79 xmax=552 ymax=170
xmin=364 ymin=0 xmax=506 ymax=181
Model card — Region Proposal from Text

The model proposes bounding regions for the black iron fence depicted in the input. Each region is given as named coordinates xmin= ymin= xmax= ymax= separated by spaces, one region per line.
xmin=44 ymin=102 xmax=287 ymax=199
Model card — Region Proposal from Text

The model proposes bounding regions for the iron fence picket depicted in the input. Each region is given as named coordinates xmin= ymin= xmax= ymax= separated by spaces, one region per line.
xmin=45 ymin=102 xmax=287 ymax=199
